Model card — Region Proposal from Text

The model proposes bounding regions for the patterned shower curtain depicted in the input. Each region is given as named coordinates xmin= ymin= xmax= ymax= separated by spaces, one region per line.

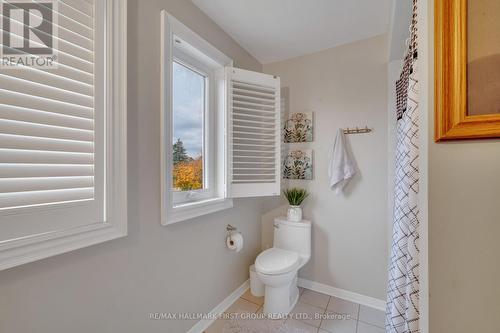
xmin=386 ymin=1 xmax=420 ymax=332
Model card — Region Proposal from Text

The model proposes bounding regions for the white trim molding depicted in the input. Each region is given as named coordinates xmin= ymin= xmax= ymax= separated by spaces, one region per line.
xmin=165 ymin=198 xmax=233 ymax=225
xmin=187 ymin=280 xmax=249 ymax=333
xmin=0 ymin=0 xmax=128 ymax=271
xmin=186 ymin=278 xmax=385 ymax=333
xmin=297 ymin=278 xmax=386 ymax=311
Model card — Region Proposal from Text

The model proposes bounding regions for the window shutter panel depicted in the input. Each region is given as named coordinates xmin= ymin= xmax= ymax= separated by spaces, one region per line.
xmin=0 ymin=0 xmax=107 ymax=242
xmin=0 ymin=0 xmax=102 ymax=215
xmin=0 ymin=0 xmax=127 ymax=271
xmin=226 ymin=67 xmax=281 ymax=198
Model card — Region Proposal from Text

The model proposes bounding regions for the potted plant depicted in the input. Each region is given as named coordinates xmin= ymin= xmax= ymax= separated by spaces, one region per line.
xmin=283 ymin=188 xmax=309 ymax=222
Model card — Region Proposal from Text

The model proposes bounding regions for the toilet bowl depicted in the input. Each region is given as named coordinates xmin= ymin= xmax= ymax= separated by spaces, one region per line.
xmin=255 ymin=217 xmax=311 ymax=318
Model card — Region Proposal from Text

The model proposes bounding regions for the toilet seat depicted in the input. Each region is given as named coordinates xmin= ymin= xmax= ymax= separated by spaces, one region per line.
xmin=255 ymin=248 xmax=299 ymax=275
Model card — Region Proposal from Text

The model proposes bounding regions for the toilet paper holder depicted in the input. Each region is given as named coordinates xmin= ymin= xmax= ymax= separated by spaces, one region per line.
xmin=226 ymin=224 xmax=237 ymax=234
xmin=226 ymin=225 xmax=243 ymax=252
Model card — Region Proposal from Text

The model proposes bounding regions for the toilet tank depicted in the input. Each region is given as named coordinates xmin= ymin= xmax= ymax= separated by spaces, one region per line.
xmin=273 ymin=217 xmax=311 ymax=258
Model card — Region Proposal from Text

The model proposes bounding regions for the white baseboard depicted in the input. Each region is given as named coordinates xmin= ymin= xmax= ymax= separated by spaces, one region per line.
xmin=297 ymin=278 xmax=386 ymax=312
xmin=186 ymin=277 xmax=385 ymax=332
xmin=187 ymin=279 xmax=249 ymax=333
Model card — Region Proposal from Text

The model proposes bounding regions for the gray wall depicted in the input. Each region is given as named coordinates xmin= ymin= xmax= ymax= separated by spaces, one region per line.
xmin=262 ymin=35 xmax=389 ymax=301
xmin=429 ymin=136 xmax=500 ymax=333
xmin=423 ymin=1 xmax=500 ymax=332
xmin=0 ymin=1 xmax=263 ymax=333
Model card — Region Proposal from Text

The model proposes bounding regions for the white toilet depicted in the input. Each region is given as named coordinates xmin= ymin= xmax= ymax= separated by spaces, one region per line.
xmin=255 ymin=217 xmax=311 ymax=317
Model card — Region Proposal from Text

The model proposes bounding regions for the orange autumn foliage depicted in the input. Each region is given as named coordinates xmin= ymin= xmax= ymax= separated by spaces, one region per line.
xmin=173 ymin=158 xmax=203 ymax=191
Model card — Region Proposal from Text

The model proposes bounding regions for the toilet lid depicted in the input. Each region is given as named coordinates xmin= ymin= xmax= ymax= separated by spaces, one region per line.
xmin=255 ymin=248 xmax=299 ymax=275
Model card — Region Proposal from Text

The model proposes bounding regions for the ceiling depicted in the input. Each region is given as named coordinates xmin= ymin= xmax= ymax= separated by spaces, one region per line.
xmin=191 ymin=0 xmax=392 ymax=64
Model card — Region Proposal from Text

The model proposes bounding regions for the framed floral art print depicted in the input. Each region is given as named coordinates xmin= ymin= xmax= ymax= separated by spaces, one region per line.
xmin=283 ymin=112 xmax=313 ymax=143
xmin=283 ymin=149 xmax=313 ymax=180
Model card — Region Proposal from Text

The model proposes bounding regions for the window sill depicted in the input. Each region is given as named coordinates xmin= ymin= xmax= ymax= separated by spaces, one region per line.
xmin=164 ymin=197 xmax=233 ymax=225
xmin=0 ymin=221 xmax=126 ymax=271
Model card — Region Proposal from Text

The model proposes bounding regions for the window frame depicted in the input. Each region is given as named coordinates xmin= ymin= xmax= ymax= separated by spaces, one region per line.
xmin=171 ymin=54 xmax=215 ymax=205
xmin=0 ymin=0 xmax=127 ymax=270
xmin=161 ymin=12 xmax=233 ymax=225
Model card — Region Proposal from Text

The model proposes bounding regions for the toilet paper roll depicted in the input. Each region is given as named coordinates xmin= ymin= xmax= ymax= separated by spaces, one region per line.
xmin=226 ymin=232 xmax=243 ymax=252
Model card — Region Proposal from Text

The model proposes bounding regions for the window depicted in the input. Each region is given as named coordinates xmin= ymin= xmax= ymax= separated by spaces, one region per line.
xmin=172 ymin=61 xmax=205 ymax=194
xmin=161 ymin=13 xmax=281 ymax=225
xmin=171 ymin=58 xmax=212 ymax=204
xmin=0 ymin=0 xmax=127 ymax=270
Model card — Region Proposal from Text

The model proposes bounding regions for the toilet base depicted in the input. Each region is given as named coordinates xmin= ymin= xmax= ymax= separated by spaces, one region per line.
xmin=262 ymin=276 xmax=299 ymax=319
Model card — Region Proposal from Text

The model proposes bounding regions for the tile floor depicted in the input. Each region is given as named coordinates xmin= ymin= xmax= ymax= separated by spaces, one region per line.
xmin=204 ymin=287 xmax=385 ymax=333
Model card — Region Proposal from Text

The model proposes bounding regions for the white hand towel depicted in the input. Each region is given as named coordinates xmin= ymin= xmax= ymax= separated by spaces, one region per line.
xmin=328 ymin=129 xmax=358 ymax=194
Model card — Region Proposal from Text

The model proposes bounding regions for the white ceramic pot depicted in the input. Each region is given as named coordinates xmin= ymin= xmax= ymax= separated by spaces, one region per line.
xmin=287 ymin=205 xmax=302 ymax=222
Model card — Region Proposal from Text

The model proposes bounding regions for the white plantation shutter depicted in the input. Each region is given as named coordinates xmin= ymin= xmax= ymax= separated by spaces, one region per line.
xmin=0 ymin=0 xmax=127 ymax=271
xmin=226 ymin=67 xmax=281 ymax=197
xmin=0 ymin=0 xmax=106 ymax=241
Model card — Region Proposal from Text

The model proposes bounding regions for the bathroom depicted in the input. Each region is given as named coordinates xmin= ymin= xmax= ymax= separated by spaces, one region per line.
xmin=1 ymin=1 xmax=499 ymax=333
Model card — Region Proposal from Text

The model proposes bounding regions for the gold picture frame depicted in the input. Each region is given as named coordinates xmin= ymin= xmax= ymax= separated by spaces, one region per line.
xmin=435 ymin=0 xmax=500 ymax=141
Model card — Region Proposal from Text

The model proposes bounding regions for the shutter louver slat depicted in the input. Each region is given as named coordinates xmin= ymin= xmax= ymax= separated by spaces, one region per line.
xmin=233 ymin=174 xmax=275 ymax=177
xmin=3 ymin=67 xmax=93 ymax=97
xmin=9 ymin=63 xmax=92 ymax=88
xmin=0 ymin=176 xmax=94 ymax=193
xmin=233 ymin=100 xmax=275 ymax=111
xmin=0 ymin=164 xmax=93 ymax=178
xmin=232 ymin=88 xmax=275 ymax=98
xmin=234 ymin=167 xmax=276 ymax=170
xmin=0 ymin=104 xmax=94 ymax=130
xmin=233 ymin=149 xmax=275 ymax=154
xmin=0 ymin=149 xmax=94 ymax=164
xmin=234 ymin=143 xmax=275 ymax=148
xmin=234 ymin=180 xmax=275 ymax=183
xmin=233 ymin=125 xmax=275 ymax=132
xmin=0 ymin=188 xmax=94 ymax=210
xmin=232 ymin=130 xmax=275 ymax=137
xmin=232 ymin=81 xmax=276 ymax=93
xmin=0 ymin=134 xmax=94 ymax=153
xmin=233 ymin=106 xmax=276 ymax=114
xmin=0 ymin=89 xmax=93 ymax=119
xmin=0 ymin=119 xmax=94 ymax=141
xmin=233 ymin=112 xmax=275 ymax=120
xmin=233 ymin=118 xmax=276 ymax=126
xmin=0 ymin=74 xmax=93 ymax=108
xmin=233 ymin=139 xmax=275 ymax=146
xmin=233 ymin=161 xmax=275 ymax=165
xmin=233 ymin=94 xmax=275 ymax=104
xmin=226 ymin=68 xmax=280 ymax=197
xmin=0 ymin=1 xmax=97 ymax=211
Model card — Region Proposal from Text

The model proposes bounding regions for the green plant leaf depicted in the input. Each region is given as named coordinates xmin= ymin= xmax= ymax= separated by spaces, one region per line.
xmin=283 ymin=187 xmax=309 ymax=206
